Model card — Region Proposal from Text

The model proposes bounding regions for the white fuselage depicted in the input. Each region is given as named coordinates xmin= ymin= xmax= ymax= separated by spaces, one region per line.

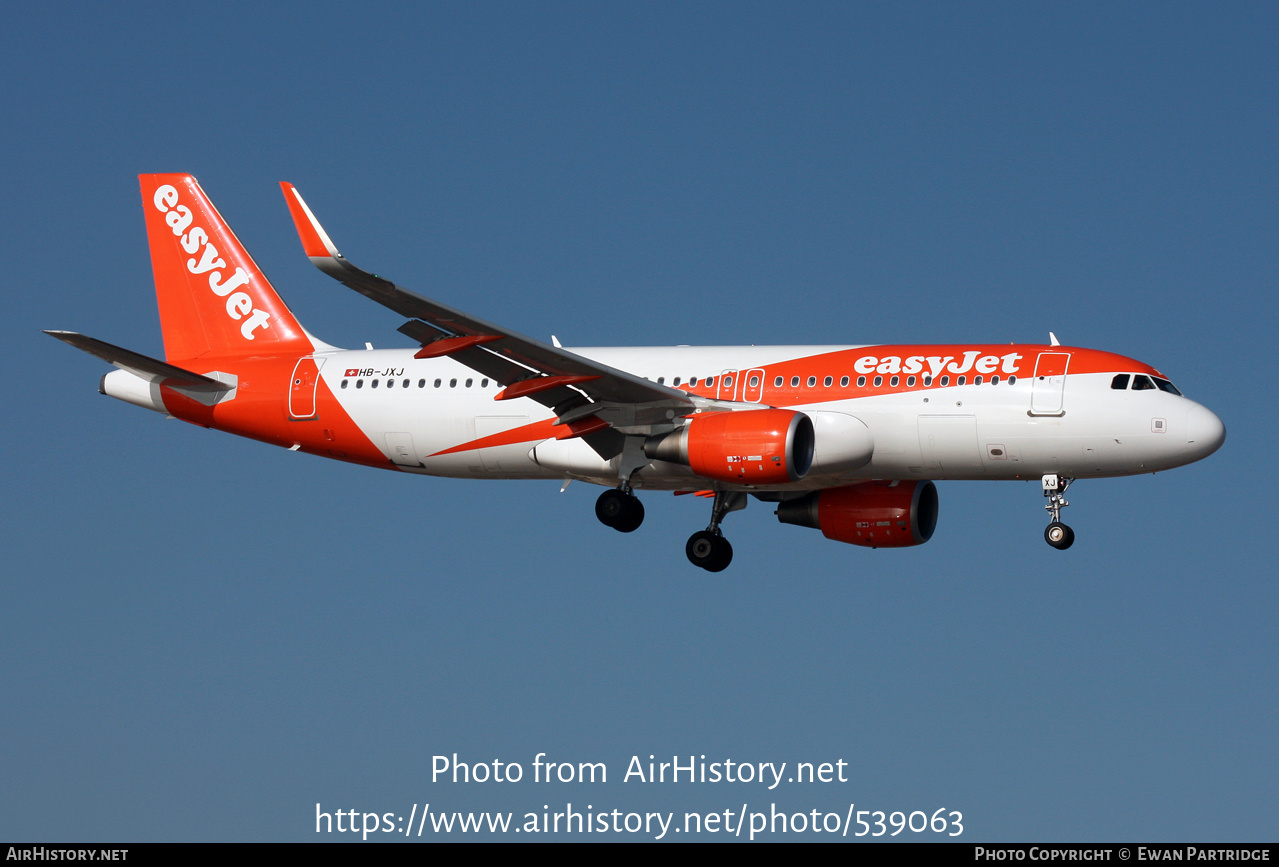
xmin=310 ymin=344 xmax=1221 ymax=489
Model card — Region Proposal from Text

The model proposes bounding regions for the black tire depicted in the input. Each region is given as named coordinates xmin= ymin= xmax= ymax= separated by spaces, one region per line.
xmin=595 ymin=489 xmax=626 ymax=527
xmin=686 ymin=530 xmax=717 ymax=567
xmin=686 ymin=531 xmax=733 ymax=571
xmin=706 ymin=536 xmax=733 ymax=572
xmin=613 ymin=496 xmax=645 ymax=533
xmin=1045 ymin=521 xmax=1075 ymax=550
xmin=596 ymin=489 xmax=644 ymax=532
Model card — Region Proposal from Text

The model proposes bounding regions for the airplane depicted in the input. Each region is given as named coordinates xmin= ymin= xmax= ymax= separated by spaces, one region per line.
xmin=48 ymin=174 xmax=1226 ymax=571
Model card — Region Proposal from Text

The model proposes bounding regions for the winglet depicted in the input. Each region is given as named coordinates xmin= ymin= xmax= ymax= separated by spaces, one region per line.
xmin=280 ymin=182 xmax=342 ymax=260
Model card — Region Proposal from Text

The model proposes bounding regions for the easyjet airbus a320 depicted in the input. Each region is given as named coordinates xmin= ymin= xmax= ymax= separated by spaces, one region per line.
xmin=49 ymin=175 xmax=1225 ymax=571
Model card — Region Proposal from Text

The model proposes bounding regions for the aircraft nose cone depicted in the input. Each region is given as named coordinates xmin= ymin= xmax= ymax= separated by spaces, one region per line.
xmin=1185 ymin=404 xmax=1226 ymax=459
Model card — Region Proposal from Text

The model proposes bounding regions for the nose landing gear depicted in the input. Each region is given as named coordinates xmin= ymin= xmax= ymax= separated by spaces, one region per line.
xmin=686 ymin=491 xmax=746 ymax=572
xmin=1045 ymin=521 xmax=1075 ymax=549
xmin=1042 ymin=474 xmax=1075 ymax=550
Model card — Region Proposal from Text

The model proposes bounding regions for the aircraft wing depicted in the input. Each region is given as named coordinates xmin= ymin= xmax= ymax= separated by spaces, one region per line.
xmin=280 ymin=183 xmax=703 ymax=441
xmin=44 ymin=330 xmax=232 ymax=392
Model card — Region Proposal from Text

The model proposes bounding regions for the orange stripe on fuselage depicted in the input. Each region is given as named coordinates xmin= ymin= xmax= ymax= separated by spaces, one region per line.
xmin=429 ymin=417 xmax=563 ymax=457
xmin=670 ymin=344 xmax=1161 ymax=406
xmin=428 ymin=413 xmax=611 ymax=457
xmin=159 ymin=356 xmax=390 ymax=468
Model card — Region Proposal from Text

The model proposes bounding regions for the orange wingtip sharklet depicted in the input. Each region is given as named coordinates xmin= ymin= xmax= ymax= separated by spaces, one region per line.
xmin=494 ymin=374 xmax=601 ymax=401
xmin=279 ymin=182 xmax=341 ymax=260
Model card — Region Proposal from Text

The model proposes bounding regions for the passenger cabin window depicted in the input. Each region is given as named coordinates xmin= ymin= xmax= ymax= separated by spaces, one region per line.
xmin=890 ymin=375 xmax=899 ymax=387
xmin=774 ymin=376 xmax=783 ymax=387
xmin=434 ymin=379 xmax=441 ymax=388
xmin=749 ymin=375 xmax=759 ymax=388
xmin=840 ymin=376 xmax=849 ymax=387
xmin=823 ymin=376 xmax=833 ymax=387
xmin=356 ymin=379 xmax=364 ymax=388
xmin=1111 ymin=374 xmax=1130 ymax=390
xmin=873 ymin=376 xmax=883 ymax=387
xmin=974 ymin=375 xmax=982 ymax=385
xmin=418 ymin=379 xmax=426 ymax=388
xmin=673 ymin=377 xmax=681 ymax=386
xmin=923 ymin=375 xmax=932 ymax=386
xmin=387 ymin=379 xmax=394 ymax=388
xmin=466 ymin=379 xmax=473 ymax=387
xmin=403 ymin=379 xmax=410 ymax=388
xmin=372 ymin=379 xmax=379 ymax=388
xmin=940 ymin=376 xmax=950 ymax=386
xmin=807 ymin=376 xmax=816 ymax=387
xmin=857 ymin=376 xmax=866 ymax=387
xmin=907 ymin=375 xmax=916 ymax=386
xmin=1133 ymin=375 xmax=1155 ymax=391
xmin=956 ymin=376 xmax=966 ymax=386
xmin=449 ymin=379 xmax=457 ymax=388
xmin=991 ymin=375 xmax=999 ymax=385
xmin=340 ymin=380 xmax=348 ymax=389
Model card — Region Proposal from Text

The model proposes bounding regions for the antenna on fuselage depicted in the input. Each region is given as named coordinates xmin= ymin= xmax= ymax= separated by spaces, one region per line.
xmin=1049 ymin=332 xmax=1061 ymax=346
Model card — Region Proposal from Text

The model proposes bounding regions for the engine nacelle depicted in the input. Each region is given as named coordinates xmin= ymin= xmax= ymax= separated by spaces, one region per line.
xmin=776 ymin=480 xmax=938 ymax=548
xmin=808 ymin=411 xmax=875 ymax=477
xmin=645 ymin=409 xmax=814 ymax=485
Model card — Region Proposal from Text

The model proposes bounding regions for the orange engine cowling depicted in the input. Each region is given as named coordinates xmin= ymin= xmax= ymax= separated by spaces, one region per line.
xmin=645 ymin=409 xmax=815 ymax=485
xmin=775 ymin=480 xmax=938 ymax=547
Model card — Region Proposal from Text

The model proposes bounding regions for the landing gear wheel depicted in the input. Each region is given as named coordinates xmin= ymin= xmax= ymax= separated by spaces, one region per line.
xmin=595 ymin=489 xmax=644 ymax=533
xmin=686 ymin=530 xmax=733 ymax=572
xmin=1044 ymin=521 xmax=1075 ymax=550
xmin=1041 ymin=475 xmax=1076 ymax=549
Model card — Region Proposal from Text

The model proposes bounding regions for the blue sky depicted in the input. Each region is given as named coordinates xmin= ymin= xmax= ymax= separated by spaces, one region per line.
xmin=2 ymin=2 xmax=1275 ymax=842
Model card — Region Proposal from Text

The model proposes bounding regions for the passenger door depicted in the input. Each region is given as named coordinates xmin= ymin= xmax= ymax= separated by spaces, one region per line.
xmin=1030 ymin=352 xmax=1070 ymax=415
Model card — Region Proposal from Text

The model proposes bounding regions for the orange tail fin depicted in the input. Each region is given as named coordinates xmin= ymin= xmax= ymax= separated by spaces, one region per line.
xmin=139 ymin=174 xmax=314 ymax=363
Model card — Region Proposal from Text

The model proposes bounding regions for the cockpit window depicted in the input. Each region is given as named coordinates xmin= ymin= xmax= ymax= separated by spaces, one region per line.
xmin=1111 ymin=374 xmax=1130 ymax=390
xmin=1153 ymin=377 xmax=1182 ymax=396
xmin=1132 ymin=375 xmax=1155 ymax=391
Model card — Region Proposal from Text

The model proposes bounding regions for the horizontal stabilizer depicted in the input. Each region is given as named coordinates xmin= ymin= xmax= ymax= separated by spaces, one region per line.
xmin=45 ymin=330 xmax=232 ymax=392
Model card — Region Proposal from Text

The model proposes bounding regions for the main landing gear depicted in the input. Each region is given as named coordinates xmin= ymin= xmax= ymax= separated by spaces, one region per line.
xmin=686 ymin=491 xmax=746 ymax=572
xmin=686 ymin=531 xmax=731 ymax=572
xmin=596 ymin=486 xmax=645 ymax=533
xmin=597 ymin=437 xmax=649 ymax=534
xmin=596 ymin=484 xmax=744 ymax=572
xmin=1042 ymin=474 xmax=1075 ymax=550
